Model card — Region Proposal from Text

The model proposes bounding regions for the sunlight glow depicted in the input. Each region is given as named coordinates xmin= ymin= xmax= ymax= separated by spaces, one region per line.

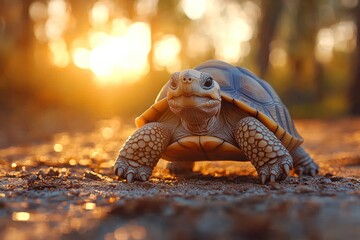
xmin=187 ymin=33 xmax=212 ymax=58
xmin=102 ymin=127 xmax=114 ymax=139
xmin=332 ymin=21 xmax=357 ymax=52
xmin=72 ymin=48 xmax=91 ymax=69
xmin=29 ymin=1 xmax=48 ymax=22
xmin=45 ymin=0 xmax=69 ymax=40
xmin=316 ymin=21 xmax=356 ymax=63
xmin=316 ymin=28 xmax=335 ymax=63
xmin=41 ymin=0 xmax=261 ymax=84
xmin=90 ymin=1 xmax=110 ymax=26
xmin=111 ymin=18 xmax=131 ymax=36
xmin=71 ymin=21 xmax=151 ymax=85
xmin=136 ymin=0 xmax=159 ymax=17
xmin=153 ymin=35 xmax=182 ymax=72
xmin=186 ymin=0 xmax=259 ymax=63
xmin=48 ymin=0 xmax=67 ymax=17
xmin=48 ymin=39 xmax=70 ymax=67
xmin=181 ymin=0 xmax=207 ymax=20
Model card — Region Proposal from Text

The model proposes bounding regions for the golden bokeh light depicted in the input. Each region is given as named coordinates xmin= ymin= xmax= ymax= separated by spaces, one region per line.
xmin=90 ymin=1 xmax=111 ymax=26
xmin=153 ymin=35 xmax=182 ymax=72
xmin=316 ymin=21 xmax=356 ymax=63
xmin=29 ymin=0 xmax=264 ymax=85
xmin=111 ymin=18 xmax=131 ymax=36
xmin=181 ymin=0 xmax=207 ymax=20
xmin=48 ymin=39 xmax=70 ymax=68
xmin=45 ymin=0 xmax=69 ymax=40
xmin=270 ymin=48 xmax=288 ymax=68
xmin=191 ymin=0 xmax=258 ymax=63
xmin=101 ymin=127 xmax=114 ymax=139
xmin=72 ymin=48 xmax=91 ymax=69
xmin=29 ymin=1 xmax=48 ymax=22
xmin=12 ymin=212 xmax=31 ymax=222
xmin=136 ymin=0 xmax=159 ymax=17
xmin=332 ymin=21 xmax=356 ymax=52
xmin=69 ymin=159 xmax=77 ymax=166
xmin=48 ymin=0 xmax=67 ymax=18
xmin=54 ymin=143 xmax=63 ymax=152
xmin=83 ymin=202 xmax=96 ymax=210
xmin=112 ymin=223 xmax=147 ymax=240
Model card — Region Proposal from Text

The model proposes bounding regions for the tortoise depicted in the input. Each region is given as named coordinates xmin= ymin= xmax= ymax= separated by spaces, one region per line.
xmin=114 ymin=60 xmax=319 ymax=184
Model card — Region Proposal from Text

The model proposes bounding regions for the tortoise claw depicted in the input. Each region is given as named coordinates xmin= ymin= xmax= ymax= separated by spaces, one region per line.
xmin=126 ymin=173 xmax=134 ymax=183
xmin=298 ymin=168 xmax=304 ymax=177
xmin=116 ymin=168 xmax=124 ymax=177
xmin=114 ymin=158 xmax=153 ymax=183
xmin=140 ymin=173 xmax=147 ymax=181
xmin=310 ymin=168 xmax=317 ymax=177
xmin=283 ymin=164 xmax=290 ymax=175
xmin=270 ymin=174 xmax=276 ymax=183
xmin=260 ymin=174 xmax=266 ymax=185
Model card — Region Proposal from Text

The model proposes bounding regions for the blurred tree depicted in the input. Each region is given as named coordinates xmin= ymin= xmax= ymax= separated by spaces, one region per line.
xmin=350 ymin=2 xmax=360 ymax=115
xmin=286 ymin=0 xmax=323 ymax=103
xmin=0 ymin=0 xmax=35 ymax=108
xmin=257 ymin=0 xmax=283 ymax=77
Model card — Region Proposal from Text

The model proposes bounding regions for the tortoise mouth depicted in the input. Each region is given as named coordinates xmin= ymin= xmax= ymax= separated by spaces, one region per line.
xmin=168 ymin=95 xmax=220 ymax=109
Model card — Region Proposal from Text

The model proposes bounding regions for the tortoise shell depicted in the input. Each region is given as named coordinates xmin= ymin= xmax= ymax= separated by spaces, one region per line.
xmin=135 ymin=60 xmax=303 ymax=157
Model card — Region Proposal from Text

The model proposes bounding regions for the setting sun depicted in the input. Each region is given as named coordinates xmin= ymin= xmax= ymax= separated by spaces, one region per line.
xmin=71 ymin=21 xmax=151 ymax=85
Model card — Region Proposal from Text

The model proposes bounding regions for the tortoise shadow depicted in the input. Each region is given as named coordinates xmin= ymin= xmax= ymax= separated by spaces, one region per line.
xmin=171 ymin=171 xmax=260 ymax=184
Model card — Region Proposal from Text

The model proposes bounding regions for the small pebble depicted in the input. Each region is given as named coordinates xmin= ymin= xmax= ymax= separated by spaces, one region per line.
xmin=269 ymin=182 xmax=282 ymax=190
xmin=295 ymin=185 xmax=314 ymax=193
xmin=320 ymin=178 xmax=332 ymax=184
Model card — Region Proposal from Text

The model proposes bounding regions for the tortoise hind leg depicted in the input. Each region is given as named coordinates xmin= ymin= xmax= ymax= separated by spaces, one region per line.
xmin=291 ymin=146 xmax=319 ymax=176
xmin=166 ymin=162 xmax=194 ymax=175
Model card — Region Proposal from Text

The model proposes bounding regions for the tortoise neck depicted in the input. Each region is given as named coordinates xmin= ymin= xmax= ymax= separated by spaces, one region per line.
xmin=181 ymin=116 xmax=219 ymax=135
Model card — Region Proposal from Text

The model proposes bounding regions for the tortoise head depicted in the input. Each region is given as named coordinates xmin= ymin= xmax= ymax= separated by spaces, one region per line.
xmin=167 ymin=69 xmax=221 ymax=125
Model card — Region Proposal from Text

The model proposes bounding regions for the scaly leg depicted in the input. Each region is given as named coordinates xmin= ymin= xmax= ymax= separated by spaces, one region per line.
xmin=235 ymin=117 xmax=293 ymax=184
xmin=291 ymin=146 xmax=319 ymax=176
xmin=114 ymin=122 xmax=171 ymax=183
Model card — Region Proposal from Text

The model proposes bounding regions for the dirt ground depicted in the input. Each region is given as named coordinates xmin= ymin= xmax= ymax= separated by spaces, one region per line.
xmin=0 ymin=118 xmax=360 ymax=240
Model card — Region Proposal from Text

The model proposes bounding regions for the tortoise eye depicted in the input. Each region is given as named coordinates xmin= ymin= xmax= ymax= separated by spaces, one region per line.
xmin=203 ymin=77 xmax=214 ymax=89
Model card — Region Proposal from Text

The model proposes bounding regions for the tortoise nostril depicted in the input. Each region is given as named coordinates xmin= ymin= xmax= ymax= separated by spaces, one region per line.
xmin=182 ymin=77 xmax=192 ymax=83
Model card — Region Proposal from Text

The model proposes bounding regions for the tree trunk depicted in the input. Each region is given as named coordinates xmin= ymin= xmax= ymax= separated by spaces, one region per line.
xmin=349 ymin=3 xmax=360 ymax=115
xmin=287 ymin=0 xmax=321 ymax=104
xmin=257 ymin=0 xmax=284 ymax=77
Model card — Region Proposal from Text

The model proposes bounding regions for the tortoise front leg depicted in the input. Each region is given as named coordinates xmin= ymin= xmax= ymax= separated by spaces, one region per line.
xmin=114 ymin=122 xmax=171 ymax=183
xmin=235 ymin=117 xmax=293 ymax=184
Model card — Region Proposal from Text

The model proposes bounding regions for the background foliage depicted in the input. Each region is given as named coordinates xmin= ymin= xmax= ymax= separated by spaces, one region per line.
xmin=1 ymin=0 xmax=360 ymax=146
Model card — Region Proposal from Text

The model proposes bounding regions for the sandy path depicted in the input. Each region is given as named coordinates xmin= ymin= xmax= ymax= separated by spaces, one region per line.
xmin=0 ymin=118 xmax=360 ymax=239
